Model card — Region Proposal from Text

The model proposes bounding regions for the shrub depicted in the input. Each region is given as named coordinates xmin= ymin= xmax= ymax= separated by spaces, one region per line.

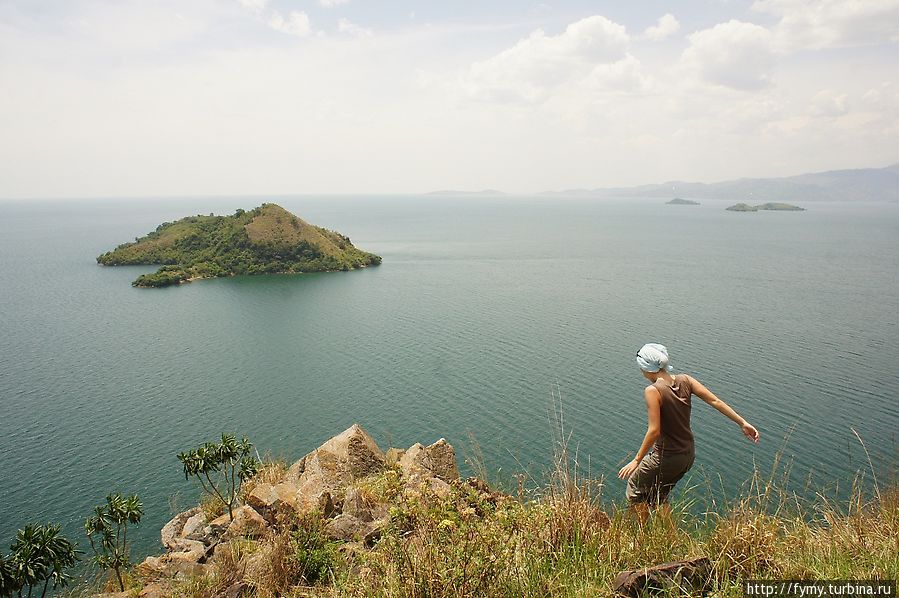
xmin=178 ymin=434 xmax=259 ymax=521
xmin=1 ymin=524 xmax=79 ymax=598
xmin=84 ymin=494 xmax=143 ymax=592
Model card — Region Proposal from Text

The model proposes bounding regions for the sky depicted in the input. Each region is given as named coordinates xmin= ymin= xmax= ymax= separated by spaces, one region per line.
xmin=1 ymin=0 xmax=898 ymax=197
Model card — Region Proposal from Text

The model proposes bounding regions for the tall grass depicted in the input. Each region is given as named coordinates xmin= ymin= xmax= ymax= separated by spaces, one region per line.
xmin=96 ymin=404 xmax=897 ymax=598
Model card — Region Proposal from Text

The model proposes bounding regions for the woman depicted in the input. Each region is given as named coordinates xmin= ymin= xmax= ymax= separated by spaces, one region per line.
xmin=617 ymin=343 xmax=759 ymax=520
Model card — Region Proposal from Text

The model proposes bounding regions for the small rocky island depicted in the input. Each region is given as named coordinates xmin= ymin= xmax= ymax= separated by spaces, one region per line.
xmin=97 ymin=203 xmax=381 ymax=287
xmin=666 ymin=198 xmax=700 ymax=205
xmin=726 ymin=202 xmax=805 ymax=212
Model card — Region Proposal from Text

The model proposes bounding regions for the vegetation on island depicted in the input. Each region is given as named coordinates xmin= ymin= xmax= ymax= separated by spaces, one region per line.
xmin=97 ymin=204 xmax=382 ymax=287
xmin=666 ymin=198 xmax=700 ymax=205
xmin=726 ymin=202 xmax=806 ymax=212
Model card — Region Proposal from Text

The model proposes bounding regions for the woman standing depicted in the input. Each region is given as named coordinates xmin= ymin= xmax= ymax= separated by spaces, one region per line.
xmin=617 ymin=343 xmax=760 ymax=521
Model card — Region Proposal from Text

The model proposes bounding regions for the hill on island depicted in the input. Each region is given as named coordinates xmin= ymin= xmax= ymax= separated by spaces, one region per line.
xmin=97 ymin=203 xmax=381 ymax=287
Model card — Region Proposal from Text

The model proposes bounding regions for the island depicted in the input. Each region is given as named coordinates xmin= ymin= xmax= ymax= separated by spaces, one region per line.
xmin=726 ymin=202 xmax=805 ymax=212
xmin=666 ymin=198 xmax=700 ymax=205
xmin=97 ymin=203 xmax=381 ymax=287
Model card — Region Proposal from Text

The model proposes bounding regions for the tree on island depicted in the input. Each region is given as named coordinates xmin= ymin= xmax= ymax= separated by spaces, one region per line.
xmin=178 ymin=434 xmax=259 ymax=522
xmin=84 ymin=494 xmax=143 ymax=592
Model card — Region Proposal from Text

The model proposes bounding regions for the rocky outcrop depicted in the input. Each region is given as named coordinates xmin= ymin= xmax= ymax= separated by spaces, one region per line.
xmin=289 ymin=424 xmax=386 ymax=498
xmin=399 ymin=438 xmax=460 ymax=482
xmin=130 ymin=424 xmax=471 ymax=595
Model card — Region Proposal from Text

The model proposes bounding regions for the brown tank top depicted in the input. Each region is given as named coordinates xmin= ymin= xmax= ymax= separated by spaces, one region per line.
xmin=653 ymin=374 xmax=695 ymax=455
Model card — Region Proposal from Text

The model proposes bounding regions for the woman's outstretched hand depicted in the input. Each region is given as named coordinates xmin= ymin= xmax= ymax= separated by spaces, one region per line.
xmin=617 ymin=458 xmax=641 ymax=480
xmin=742 ymin=422 xmax=760 ymax=443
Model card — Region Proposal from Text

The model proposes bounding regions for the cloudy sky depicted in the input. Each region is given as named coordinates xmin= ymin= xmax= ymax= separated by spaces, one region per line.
xmin=1 ymin=0 xmax=898 ymax=197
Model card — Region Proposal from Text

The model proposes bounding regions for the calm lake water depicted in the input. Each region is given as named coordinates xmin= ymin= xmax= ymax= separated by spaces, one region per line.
xmin=1 ymin=196 xmax=897 ymax=559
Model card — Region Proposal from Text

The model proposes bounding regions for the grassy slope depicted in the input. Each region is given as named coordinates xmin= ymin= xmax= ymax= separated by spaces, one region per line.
xmin=97 ymin=204 xmax=381 ymax=287
xmin=81 ymin=462 xmax=897 ymax=598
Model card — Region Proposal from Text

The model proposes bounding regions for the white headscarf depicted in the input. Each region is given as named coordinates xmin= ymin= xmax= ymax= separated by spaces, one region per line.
xmin=636 ymin=343 xmax=674 ymax=373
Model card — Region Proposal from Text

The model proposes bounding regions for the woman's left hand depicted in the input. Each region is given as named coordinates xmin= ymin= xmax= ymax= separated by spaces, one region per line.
xmin=617 ymin=458 xmax=641 ymax=480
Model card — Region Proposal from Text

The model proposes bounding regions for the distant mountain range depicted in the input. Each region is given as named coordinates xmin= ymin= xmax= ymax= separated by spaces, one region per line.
xmin=425 ymin=189 xmax=506 ymax=196
xmin=540 ymin=164 xmax=899 ymax=202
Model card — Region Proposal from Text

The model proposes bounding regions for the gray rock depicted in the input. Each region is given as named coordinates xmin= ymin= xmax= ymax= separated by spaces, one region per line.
xmin=324 ymin=513 xmax=387 ymax=546
xmin=399 ymin=438 xmax=460 ymax=482
xmin=246 ymin=481 xmax=299 ymax=521
xmin=291 ymin=424 xmax=386 ymax=511
xmin=385 ymin=448 xmax=405 ymax=466
xmin=160 ymin=507 xmax=202 ymax=551
xmin=214 ymin=505 xmax=268 ymax=539
xmin=181 ymin=512 xmax=207 ymax=538
xmin=613 ymin=557 xmax=713 ymax=596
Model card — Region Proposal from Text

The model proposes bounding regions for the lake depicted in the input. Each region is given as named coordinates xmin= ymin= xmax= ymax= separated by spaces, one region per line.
xmin=1 ymin=195 xmax=897 ymax=559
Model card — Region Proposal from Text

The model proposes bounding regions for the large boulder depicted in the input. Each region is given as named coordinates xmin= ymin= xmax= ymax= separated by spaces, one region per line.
xmin=137 ymin=554 xmax=210 ymax=579
xmin=210 ymin=505 xmax=269 ymax=539
xmin=342 ymin=487 xmax=389 ymax=522
xmin=246 ymin=481 xmax=299 ymax=521
xmin=160 ymin=507 xmax=203 ymax=551
xmin=288 ymin=424 xmax=386 ymax=511
xmin=399 ymin=438 xmax=460 ymax=482
xmin=385 ymin=448 xmax=405 ymax=466
xmin=613 ymin=557 xmax=713 ymax=596
xmin=324 ymin=513 xmax=387 ymax=546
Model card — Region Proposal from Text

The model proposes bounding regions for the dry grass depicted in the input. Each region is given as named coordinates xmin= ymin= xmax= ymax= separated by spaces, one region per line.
xmin=105 ymin=404 xmax=897 ymax=598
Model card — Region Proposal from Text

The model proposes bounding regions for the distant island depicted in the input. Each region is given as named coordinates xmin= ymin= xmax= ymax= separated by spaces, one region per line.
xmin=97 ymin=203 xmax=381 ymax=287
xmin=726 ymin=202 xmax=806 ymax=212
xmin=539 ymin=163 xmax=899 ymax=202
xmin=666 ymin=198 xmax=700 ymax=205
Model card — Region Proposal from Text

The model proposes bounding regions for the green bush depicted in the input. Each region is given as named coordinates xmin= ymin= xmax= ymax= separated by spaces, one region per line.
xmin=84 ymin=494 xmax=142 ymax=592
xmin=178 ymin=434 xmax=259 ymax=521
xmin=1 ymin=523 xmax=79 ymax=598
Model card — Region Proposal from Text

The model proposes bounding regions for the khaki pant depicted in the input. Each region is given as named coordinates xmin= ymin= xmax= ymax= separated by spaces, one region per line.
xmin=626 ymin=448 xmax=695 ymax=505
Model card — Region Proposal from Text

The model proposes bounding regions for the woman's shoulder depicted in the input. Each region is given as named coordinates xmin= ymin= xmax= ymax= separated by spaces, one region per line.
xmin=677 ymin=373 xmax=698 ymax=390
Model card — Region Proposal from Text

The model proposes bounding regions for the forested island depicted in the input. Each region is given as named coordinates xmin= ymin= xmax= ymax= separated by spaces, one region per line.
xmin=666 ymin=198 xmax=700 ymax=205
xmin=97 ymin=203 xmax=381 ymax=287
xmin=726 ymin=202 xmax=805 ymax=212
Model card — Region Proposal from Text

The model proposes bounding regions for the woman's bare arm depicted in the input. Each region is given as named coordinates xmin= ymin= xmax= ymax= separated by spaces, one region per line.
xmin=688 ymin=375 xmax=760 ymax=442
xmin=617 ymin=386 xmax=662 ymax=479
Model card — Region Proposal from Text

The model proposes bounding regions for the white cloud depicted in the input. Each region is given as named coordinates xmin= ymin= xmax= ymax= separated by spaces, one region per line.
xmin=462 ymin=15 xmax=630 ymax=103
xmin=1 ymin=2 xmax=897 ymax=197
xmin=582 ymin=54 xmax=652 ymax=93
xmin=268 ymin=11 xmax=311 ymax=37
xmin=319 ymin=0 xmax=349 ymax=7
xmin=809 ymin=89 xmax=849 ymax=117
xmin=642 ymin=14 xmax=680 ymax=41
xmin=753 ymin=0 xmax=899 ymax=49
xmin=238 ymin=0 xmax=268 ymax=14
xmin=680 ymin=20 xmax=777 ymax=90
xmin=337 ymin=18 xmax=372 ymax=37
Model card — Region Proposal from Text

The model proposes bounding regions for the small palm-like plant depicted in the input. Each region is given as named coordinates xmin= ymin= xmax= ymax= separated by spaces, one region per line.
xmin=177 ymin=434 xmax=259 ymax=521
xmin=0 ymin=554 xmax=13 ymax=598
xmin=84 ymin=494 xmax=143 ymax=592
xmin=2 ymin=523 xmax=79 ymax=598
